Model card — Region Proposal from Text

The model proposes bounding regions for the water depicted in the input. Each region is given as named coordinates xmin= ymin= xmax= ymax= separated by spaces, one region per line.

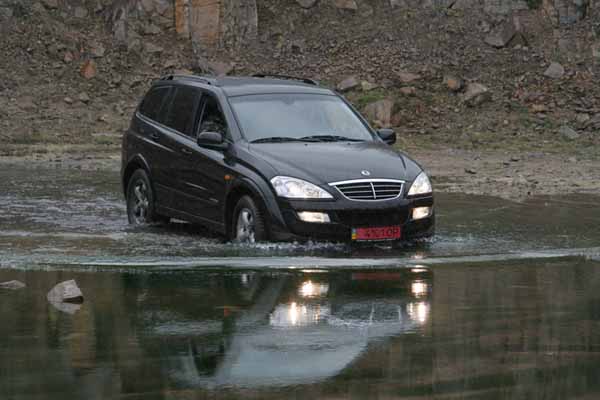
xmin=1 ymin=167 xmax=599 ymax=268
xmin=2 ymin=259 xmax=600 ymax=399
xmin=1 ymin=166 xmax=600 ymax=399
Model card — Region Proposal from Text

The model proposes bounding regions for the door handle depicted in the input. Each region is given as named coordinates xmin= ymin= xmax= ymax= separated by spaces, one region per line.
xmin=149 ymin=133 xmax=160 ymax=141
xmin=181 ymin=148 xmax=192 ymax=155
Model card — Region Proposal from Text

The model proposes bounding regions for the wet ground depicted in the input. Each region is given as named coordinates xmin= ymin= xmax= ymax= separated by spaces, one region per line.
xmin=1 ymin=166 xmax=600 ymax=399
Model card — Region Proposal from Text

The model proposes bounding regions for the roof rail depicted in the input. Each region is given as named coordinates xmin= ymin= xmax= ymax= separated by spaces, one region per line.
xmin=160 ymin=74 xmax=217 ymax=86
xmin=252 ymin=73 xmax=319 ymax=86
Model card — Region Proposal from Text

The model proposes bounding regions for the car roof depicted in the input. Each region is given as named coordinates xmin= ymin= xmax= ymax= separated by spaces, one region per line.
xmin=158 ymin=75 xmax=335 ymax=97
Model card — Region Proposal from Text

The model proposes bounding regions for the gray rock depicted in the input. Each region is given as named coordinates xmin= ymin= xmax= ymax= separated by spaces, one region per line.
xmin=0 ymin=280 xmax=26 ymax=290
xmin=144 ymin=42 xmax=163 ymax=54
xmin=397 ymin=71 xmax=421 ymax=83
xmin=90 ymin=42 xmax=106 ymax=58
xmin=333 ymin=0 xmax=358 ymax=10
xmin=544 ymin=62 xmax=565 ymax=79
xmin=558 ymin=125 xmax=579 ymax=140
xmin=462 ymin=83 xmax=491 ymax=107
xmin=49 ymin=301 xmax=82 ymax=315
xmin=363 ymin=99 xmax=395 ymax=128
xmin=74 ymin=6 xmax=88 ymax=19
xmin=78 ymin=92 xmax=90 ymax=104
xmin=0 ymin=6 xmax=13 ymax=18
xmin=337 ymin=76 xmax=359 ymax=92
xmin=296 ymin=0 xmax=318 ymax=8
xmin=47 ymin=280 xmax=84 ymax=304
xmin=361 ymin=81 xmax=378 ymax=91
xmin=484 ymin=20 xmax=517 ymax=48
xmin=41 ymin=0 xmax=58 ymax=9
xmin=390 ymin=0 xmax=407 ymax=7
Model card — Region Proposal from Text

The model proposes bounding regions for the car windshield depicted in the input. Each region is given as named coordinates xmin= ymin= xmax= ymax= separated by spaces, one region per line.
xmin=229 ymin=93 xmax=374 ymax=143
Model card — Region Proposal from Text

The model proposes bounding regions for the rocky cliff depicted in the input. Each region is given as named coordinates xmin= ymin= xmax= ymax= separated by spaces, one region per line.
xmin=0 ymin=0 xmax=598 ymax=156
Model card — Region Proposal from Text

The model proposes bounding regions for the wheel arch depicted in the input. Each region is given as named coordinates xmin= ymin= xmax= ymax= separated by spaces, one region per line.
xmin=122 ymin=154 xmax=151 ymax=197
xmin=224 ymin=179 xmax=272 ymax=239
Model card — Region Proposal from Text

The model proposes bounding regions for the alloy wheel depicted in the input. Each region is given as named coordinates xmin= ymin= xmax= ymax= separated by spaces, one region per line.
xmin=236 ymin=208 xmax=256 ymax=243
xmin=131 ymin=180 xmax=150 ymax=225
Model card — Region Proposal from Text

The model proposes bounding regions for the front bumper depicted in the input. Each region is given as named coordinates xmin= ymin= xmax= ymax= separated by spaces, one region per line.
xmin=269 ymin=195 xmax=435 ymax=242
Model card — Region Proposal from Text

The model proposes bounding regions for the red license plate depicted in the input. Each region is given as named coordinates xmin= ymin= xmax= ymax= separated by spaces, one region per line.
xmin=352 ymin=226 xmax=401 ymax=241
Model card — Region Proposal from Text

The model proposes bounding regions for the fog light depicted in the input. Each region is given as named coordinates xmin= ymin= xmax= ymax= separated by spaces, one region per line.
xmin=412 ymin=207 xmax=432 ymax=220
xmin=297 ymin=211 xmax=330 ymax=223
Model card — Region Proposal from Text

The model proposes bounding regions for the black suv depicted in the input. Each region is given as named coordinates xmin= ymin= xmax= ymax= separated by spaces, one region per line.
xmin=121 ymin=74 xmax=434 ymax=243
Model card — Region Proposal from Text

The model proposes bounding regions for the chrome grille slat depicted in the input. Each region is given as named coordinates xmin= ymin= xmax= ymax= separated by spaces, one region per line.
xmin=329 ymin=179 xmax=404 ymax=201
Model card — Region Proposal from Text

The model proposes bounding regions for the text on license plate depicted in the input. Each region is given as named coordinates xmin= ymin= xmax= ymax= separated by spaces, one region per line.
xmin=352 ymin=226 xmax=401 ymax=241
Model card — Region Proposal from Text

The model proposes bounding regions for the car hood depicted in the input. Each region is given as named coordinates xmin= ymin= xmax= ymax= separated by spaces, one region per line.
xmin=248 ymin=141 xmax=423 ymax=184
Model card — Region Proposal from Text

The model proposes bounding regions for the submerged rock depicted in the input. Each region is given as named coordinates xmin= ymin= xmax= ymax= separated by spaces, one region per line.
xmin=47 ymin=280 xmax=84 ymax=304
xmin=0 ymin=280 xmax=26 ymax=290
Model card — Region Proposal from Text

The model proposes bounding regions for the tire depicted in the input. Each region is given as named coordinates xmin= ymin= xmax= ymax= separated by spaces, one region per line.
xmin=231 ymin=195 xmax=267 ymax=243
xmin=126 ymin=169 xmax=166 ymax=225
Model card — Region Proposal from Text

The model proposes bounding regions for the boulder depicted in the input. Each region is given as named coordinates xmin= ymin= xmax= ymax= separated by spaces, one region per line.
xmin=0 ymin=280 xmax=26 ymax=290
xmin=543 ymin=62 xmax=565 ymax=79
xmin=484 ymin=19 xmax=517 ymax=48
xmin=47 ymin=280 xmax=84 ymax=304
xmin=462 ymin=83 xmax=491 ymax=107
xmin=337 ymin=76 xmax=359 ymax=92
xmin=363 ymin=99 xmax=395 ymax=128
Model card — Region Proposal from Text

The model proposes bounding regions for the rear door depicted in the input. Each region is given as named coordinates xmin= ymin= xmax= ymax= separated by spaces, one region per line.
xmin=135 ymin=85 xmax=174 ymax=207
xmin=151 ymin=85 xmax=203 ymax=215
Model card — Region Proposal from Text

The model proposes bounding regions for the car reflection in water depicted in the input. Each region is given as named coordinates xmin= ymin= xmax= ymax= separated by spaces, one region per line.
xmin=138 ymin=267 xmax=432 ymax=389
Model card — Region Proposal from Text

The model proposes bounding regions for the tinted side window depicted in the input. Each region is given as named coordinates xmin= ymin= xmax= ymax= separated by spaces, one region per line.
xmin=163 ymin=86 xmax=201 ymax=137
xmin=139 ymin=87 xmax=170 ymax=122
xmin=198 ymin=95 xmax=228 ymax=137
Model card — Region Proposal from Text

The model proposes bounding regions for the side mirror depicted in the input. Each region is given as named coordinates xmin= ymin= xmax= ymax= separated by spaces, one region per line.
xmin=377 ymin=129 xmax=396 ymax=145
xmin=197 ymin=131 xmax=227 ymax=150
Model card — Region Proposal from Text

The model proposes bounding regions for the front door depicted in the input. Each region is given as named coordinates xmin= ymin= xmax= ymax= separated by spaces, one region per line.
xmin=179 ymin=93 xmax=231 ymax=224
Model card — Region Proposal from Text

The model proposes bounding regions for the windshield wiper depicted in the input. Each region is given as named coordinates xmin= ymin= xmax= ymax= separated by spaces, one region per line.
xmin=300 ymin=134 xmax=366 ymax=142
xmin=250 ymin=136 xmax=313 ymax=144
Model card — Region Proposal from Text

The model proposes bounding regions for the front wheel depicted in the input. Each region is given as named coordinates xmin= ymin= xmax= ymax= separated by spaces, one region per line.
xmin=232 ymin=195 xmax=267 ymax=243
xmin=126 ymin=169 xmax=163 ymax=225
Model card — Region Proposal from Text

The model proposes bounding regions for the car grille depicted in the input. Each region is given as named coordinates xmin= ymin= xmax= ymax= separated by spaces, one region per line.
xmin=330 ymin=179 xmax=404 ymax=201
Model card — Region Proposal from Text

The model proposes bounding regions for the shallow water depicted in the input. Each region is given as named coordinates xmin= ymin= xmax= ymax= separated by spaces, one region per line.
xmin=1 ymin=167 xmax=599 ymax=269
xmin=1 ymin=166 xmax=600 ymax=399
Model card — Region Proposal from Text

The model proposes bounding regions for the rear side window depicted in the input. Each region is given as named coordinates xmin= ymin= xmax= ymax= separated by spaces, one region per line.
xmin=139 ymin=86 xmax=170 ymax=122
xmin=163 ymin=86 xmax=201 ymax=137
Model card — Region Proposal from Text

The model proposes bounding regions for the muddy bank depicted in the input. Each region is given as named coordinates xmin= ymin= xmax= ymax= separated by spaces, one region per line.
xmin=1 ymin=145 xmax=598 ymax=201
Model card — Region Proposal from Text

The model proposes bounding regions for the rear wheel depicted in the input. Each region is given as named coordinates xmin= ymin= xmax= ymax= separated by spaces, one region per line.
xmin=126 ymin=169 xmax=166 ymax=225
xmin=232 ymin=195 xmax=267 ymax=243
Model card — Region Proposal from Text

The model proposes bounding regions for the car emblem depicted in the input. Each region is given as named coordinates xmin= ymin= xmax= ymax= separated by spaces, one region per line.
xmin=361 ymin=170 xmax=371 ymax=176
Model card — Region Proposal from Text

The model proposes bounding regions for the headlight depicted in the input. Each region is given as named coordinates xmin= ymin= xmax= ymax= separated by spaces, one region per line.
xmin=271 ymin=176 xmax=333 ymax=199
xmin=407 ymin=172 xmax=432 ymax=196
